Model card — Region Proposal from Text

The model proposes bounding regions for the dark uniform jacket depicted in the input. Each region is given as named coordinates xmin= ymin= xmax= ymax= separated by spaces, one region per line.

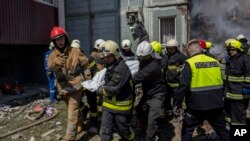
xmin=102 ymin=58 xmax=133 ymax=113
xmin=243 ymin=43 xmax=250 ymax=55
xmin=165 ymin=52 xmax=187 ymax=87
xmin=132 ymin=59 xmax=166 ymax=97
xmin=175 ymin=53 xmax=224 ymax=110
xmin=224 ymin=53 xmax=250 ymax=100
xmin=121 ymin=50 xmax=136 ymax=61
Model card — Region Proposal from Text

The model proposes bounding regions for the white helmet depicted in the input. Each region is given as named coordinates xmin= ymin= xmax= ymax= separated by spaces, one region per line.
xmin=71 ymin=39 xmax=81 ymax=48
xmin=236 ymin=34 xmax=248 ymax=42
xmin=49 ymin=42 xmax=54 ymax=50
xmin=136 ymin=41 xmax=161 ymax=59
xmin=94 ymin=39 xmax=105 ymax=50
xmin=136 ymin=41 xmax=153 ymax=56
xmin=121 ymin=39 xmax=132 ymax=49
xmin=166 ymin=39 xmax=179 ymax=48
xmin=103 ymin=40 xmax=120 ymax=59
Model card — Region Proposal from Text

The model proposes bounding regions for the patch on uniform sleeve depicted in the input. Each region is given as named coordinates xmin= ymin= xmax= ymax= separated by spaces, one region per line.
xmin=111 ymin=73 xmax=122 ymax=85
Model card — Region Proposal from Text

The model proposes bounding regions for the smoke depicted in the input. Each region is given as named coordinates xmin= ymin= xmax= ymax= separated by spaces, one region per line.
xmin=191 ymin=0 xmax=250 ymax=58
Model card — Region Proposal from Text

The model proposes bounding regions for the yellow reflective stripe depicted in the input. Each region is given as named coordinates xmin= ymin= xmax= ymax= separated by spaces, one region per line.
xmin=89 ymin=60 xmax=96 ymax=68
xmin=89 ymin=112 xmax=98 ymax=117
xmin=226 ymin=92 xmax=250 ymax=100
xmin=225 ymin=116 xmax=231 ymax=123
xmin=126 ymin=129 xmax=135 ymax=140
xmin=168 ymin=65 xmax=178 ymax=70
xmin=168 ymin=83 xmax=179 ymax=88
xmin=231 ymin=122 xmax=246 ymax=125
xmin=227 ymin=76 xmax=244 ymax=82
xmin=223 ymin=75 xmax=227 ymax=80
xmin=103 ymin=102 xmax=132 ymax=111
xmin=115 ymin=100 xmax=132 ymax=106
xmin=129 ymin=79 xmax=134 ymax=92
xmin=104 ymin=99 xmax=132 ymax=106
xmin=102 ymin=88 xmax=108 ymax=97
xmin=191 ymin=85 xmax=223 ymax=92
xmin=112 ymin=96 xmax=116 ymax=103
xmin=245 ymin=77 xmax=250 ymax=82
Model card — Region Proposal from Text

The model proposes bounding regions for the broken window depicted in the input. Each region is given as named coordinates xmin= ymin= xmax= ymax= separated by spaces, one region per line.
xmin=159 ymin=17 xmax=176 ymax=44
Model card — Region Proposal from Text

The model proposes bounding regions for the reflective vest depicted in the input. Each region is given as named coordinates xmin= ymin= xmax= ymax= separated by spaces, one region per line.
xmin=186 ymin=54 xmax=223 ymax=92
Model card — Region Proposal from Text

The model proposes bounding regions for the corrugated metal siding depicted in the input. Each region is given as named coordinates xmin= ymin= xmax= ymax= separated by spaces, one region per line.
xmin=0 ymin=0 xmax=57 ymax=45
xmin=93 ymin=15 xmax=117 ymax=42
xmin=91 ymin=0 xmax=116 ymax=11
xmin=66 ymin=0 xmax=88 ymax=15
xmin=66 ymin=17 xmax=90 ymax=52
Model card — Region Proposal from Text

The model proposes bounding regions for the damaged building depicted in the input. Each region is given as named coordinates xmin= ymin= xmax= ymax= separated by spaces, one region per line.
xmin=190 ymin=0 xmax=250 ymax=58
xmin=0 ymin=0 xmax=58 ymax=84
xmin=61 ymin=0 xmax=190 ymax=53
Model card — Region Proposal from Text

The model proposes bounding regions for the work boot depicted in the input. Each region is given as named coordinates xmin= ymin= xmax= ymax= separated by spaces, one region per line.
xmin=88 ymin=117 xmax=98 ymax=135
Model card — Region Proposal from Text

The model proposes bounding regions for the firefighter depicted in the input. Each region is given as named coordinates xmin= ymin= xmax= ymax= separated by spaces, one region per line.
xmin=198 ymin=39 xmax=216 ymax=58
xmin=44 ymin=42 xmax=58 ymax=103
xmin=224 ymin=39 xmax=250 ymax=126
xmin=84 ymin=39 xmax=107 ymax=134
xmin=236 ymin=34 xmax=250 ymax=55
xmin=164 ymin=39 xmax=186 ymax=119
xmin=121 ymin=39 xmax=136 ymax=61
xmin=91 ymin=39 xmax=105 ymax=58
xmin=174 ymin=39 xmax=229 ymax=141
xmin=133 ymin=41 xmax=166 ymax=141
xmin=48 ymin=26 xmax=89 ymax=141
xmin=96 ymin=40 xmax=134 ymax=141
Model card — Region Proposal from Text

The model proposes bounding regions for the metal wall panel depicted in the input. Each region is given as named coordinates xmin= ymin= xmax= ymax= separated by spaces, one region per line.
xmin=92 ymin=15 xmax=117 ymax=42
xmin=0 ymin=0 xmax=57 ymax=45
xmin=66 ymin=16 xmax=90 ymax=52
xmin=66 ymin=0 xmax=88 ymax=14
xmin=91 ymin=0 xmax=116 ymax=11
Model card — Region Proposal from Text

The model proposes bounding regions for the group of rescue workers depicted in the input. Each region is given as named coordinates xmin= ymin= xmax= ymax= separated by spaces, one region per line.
xmin=44 ymin=26 xmax=250 ymax=141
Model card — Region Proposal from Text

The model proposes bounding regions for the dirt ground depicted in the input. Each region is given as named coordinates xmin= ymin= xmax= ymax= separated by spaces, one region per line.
xmin=1 ymin=88 xmax=250 ymax=141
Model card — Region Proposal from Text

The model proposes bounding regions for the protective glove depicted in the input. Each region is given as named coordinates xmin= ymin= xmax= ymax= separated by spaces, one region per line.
xmin=242 ymin=88 xmax=250 ymax=95
xmin=55 ymin=54 xmax=67 ymax=66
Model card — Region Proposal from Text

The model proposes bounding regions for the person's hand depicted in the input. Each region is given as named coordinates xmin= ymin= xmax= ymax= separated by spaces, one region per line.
xmin=55 ymin=54 xmax=67 ymax=66
xmin=173 ymin=106 xmax=179 ymax=116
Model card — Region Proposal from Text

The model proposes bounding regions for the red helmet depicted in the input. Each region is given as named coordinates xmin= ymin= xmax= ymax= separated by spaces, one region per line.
xmin=198 ymin=39 xmax=206 ymax=49
xmin=50 ymin=26 xmax=67 ymax=39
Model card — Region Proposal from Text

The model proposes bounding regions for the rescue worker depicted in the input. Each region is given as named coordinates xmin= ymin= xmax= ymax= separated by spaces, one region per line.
xmin=224 ymin=39 xmax=250 ymax=125
xmin=198 ymin=39 xmax=216 ymax=58
xmin=164 ymin=39 xmax=186 ymax=119
xmin=96 ymin=40 xmax=134 ymax=141
xmin=48 ymin=26 xmax=89 ymax=141
xmin=174 ymin=39 xmax=229 ymax=141
xmin=151 ymin=41 xmax=168 ymax=69
xmin=85 ymin=39 xmax=106 ymax=134
xmin=133 ymin=41 xmax=166 ymax=141
xmin=121 ymin=39 xmax=136 ymax=61
xmin=236 ymin=34 xmax=250 ymax=55
xmin=44 ymin=42 xmax=58 ymax=103
xmin=91 ymin=39 xmax=105 ymax=58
